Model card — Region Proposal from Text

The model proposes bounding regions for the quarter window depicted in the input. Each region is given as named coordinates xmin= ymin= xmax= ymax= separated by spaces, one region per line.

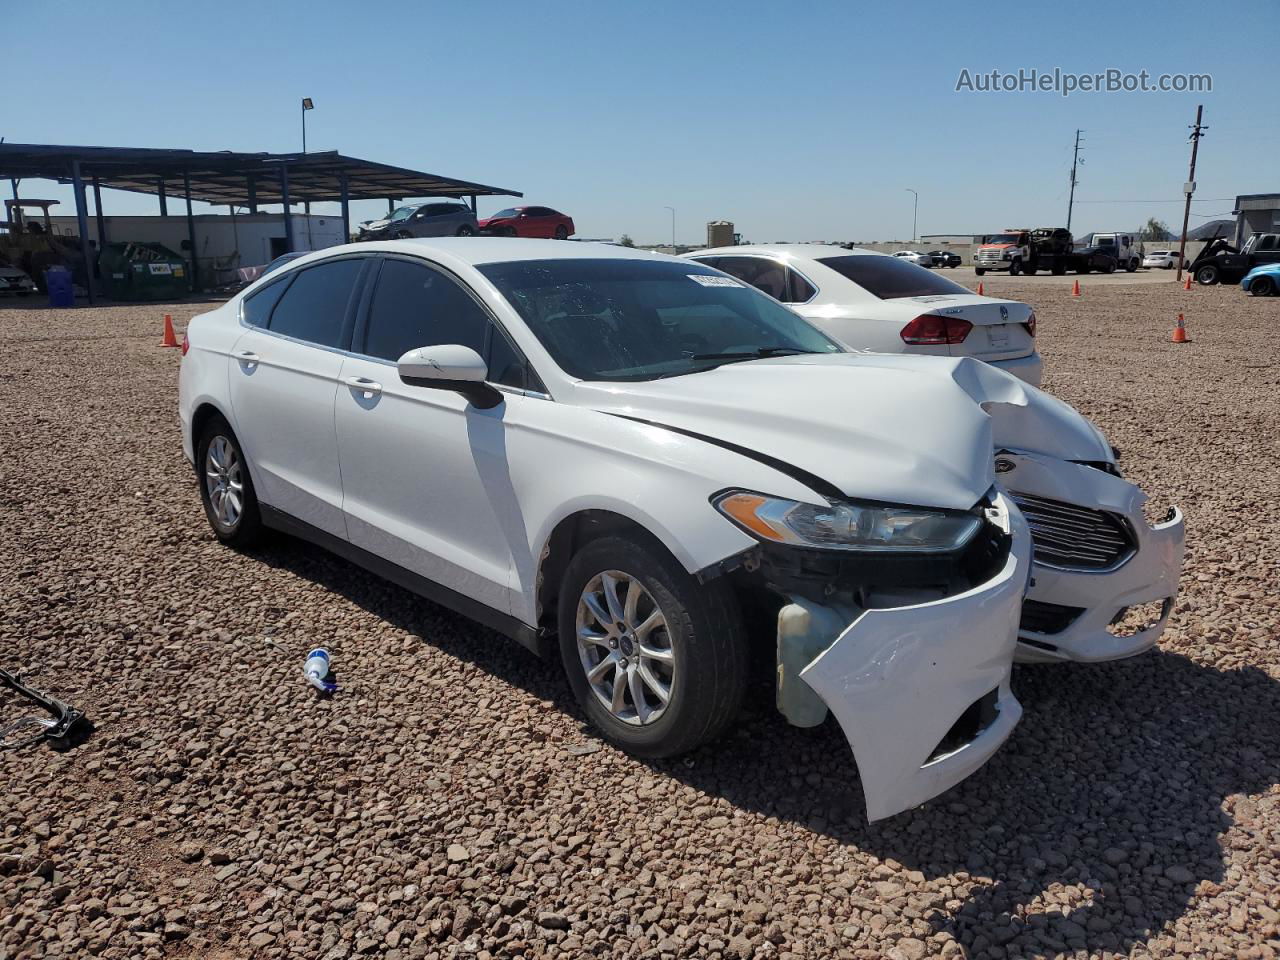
xmin=242 ymin=276 xmax=290 ymax=327
xmin=788 ymin=269 xmax=816 ymax=303
xmin=267 ymin=258 xmax=364 ymax=347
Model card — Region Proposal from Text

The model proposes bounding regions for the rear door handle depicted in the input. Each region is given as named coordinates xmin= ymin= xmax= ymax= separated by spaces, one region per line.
xmin=345 ymin=376 xmax=383 ymax=396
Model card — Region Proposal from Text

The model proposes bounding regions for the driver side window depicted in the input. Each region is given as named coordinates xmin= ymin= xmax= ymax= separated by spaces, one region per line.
xmin=361 ymin=258 xmax=537 ymax=390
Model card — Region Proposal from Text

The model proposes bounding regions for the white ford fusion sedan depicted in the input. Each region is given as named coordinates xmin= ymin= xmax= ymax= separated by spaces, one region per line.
xmin=686 ymin=245 xmax=1044 ymax=387
xmin=178 ymin=239 xmax=1179 ymax=820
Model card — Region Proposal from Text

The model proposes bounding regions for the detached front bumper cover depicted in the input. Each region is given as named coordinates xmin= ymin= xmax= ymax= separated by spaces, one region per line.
xmin=1001 ymin=451 xmax=1185 ymax=663
xmin=794 ymin=496 xmax=1032 ymax=821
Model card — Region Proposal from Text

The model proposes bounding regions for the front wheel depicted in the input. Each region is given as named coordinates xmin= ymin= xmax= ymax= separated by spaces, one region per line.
xmin=1250 ymin=276 xmax=1275 ymax=297
xmin=1126 ymin=259 xmax=1138 ymax=273
xmin=1195 ymin=264 xmax=1220 ymax=286
xmin=394 ymin=230 xmax=413 ymax=240
xmin=554 ymin=225 xmax=569 ymax=240
xmin=456 ymin=224 xmax=475 ymax=236
xmin=1008 ymin=260 xmax=1021 ymax=276
xmin=196 ymin=417 xmax=263 ymax=548
xmin=557 ymin=535 xmax=747 ymax=758
xmin=974 ymin=268 xmax=986 ymax=276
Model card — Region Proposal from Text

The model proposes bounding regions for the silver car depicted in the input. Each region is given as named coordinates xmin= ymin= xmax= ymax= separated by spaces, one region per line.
xmin=358 ymin=201 xmax=478 ymax=240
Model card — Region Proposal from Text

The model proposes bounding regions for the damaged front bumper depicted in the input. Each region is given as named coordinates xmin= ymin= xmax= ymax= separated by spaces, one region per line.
xmin=777 ymin=494 xmax=1032 ymax=821
xmin=999 ymin=451 xmax=1186 ymax=663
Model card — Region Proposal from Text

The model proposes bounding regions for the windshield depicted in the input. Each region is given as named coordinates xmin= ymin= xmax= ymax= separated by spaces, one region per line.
xmin=478 ymin=258 xmax=841 ymax=382
xmin=816 ymin=254 xmax=971 ymax=300
xmin=984 ymin=234 xmax=1022 ymax=245
xmin=388 ymin=206 xmax=416 ymax=222
xmin=489 ymin=208 xmax=520 ymax=219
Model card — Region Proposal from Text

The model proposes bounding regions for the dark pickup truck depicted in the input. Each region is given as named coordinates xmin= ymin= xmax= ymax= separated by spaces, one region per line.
xmin=1189 ymin=231 xmax=1280 ymax=285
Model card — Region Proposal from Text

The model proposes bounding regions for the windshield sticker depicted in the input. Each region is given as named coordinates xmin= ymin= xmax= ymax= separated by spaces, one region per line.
xmin=688 ymin=274 xmax=741 ymax=288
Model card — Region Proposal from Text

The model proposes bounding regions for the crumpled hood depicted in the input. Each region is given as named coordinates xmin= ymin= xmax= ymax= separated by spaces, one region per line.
xmin=574 ymin=354 xmax=1112 ymax=510
xmin=360 ymin=219 xmax=391 ymax=233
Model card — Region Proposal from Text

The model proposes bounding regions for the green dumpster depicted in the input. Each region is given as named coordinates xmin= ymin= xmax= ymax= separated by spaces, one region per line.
xmin=98 ymin=242 xmax=191 ymax=301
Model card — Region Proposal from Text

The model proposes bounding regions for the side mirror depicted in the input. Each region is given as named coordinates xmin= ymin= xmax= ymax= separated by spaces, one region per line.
xmin=397 ymin=344 xmax=502 ymax=408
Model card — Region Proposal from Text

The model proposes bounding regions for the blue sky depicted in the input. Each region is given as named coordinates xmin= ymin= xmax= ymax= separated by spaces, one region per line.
xmin=7 ymin=1 xmax=1274 ymax=244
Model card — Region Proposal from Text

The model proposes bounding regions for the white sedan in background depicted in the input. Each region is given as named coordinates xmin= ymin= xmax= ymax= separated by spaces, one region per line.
xmin=179 ymin=239 xmax=1182 ymax=820
xmin=686 ymin=244 xmax=1043 ymax=386
xmin=892 ymin=250 xmax=933 ymax=267
xmin=1142 ymin=250 xmax=1179 ymax=269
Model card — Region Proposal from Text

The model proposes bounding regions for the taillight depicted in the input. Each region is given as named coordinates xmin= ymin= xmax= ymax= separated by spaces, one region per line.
xmin=181 ymin=331 xmax=190 ymax=356
xmin=1022 ymin=311 xmax=1037 ymax=337
xmin=900 ymin=314 xmax=972 ymax=345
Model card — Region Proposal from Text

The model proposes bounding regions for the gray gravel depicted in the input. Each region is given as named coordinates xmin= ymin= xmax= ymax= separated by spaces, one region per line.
xmin=2 ymin=282 xmax=1279 ymax=959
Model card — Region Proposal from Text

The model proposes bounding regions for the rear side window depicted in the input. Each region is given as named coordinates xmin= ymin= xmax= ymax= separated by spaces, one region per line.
xmin=242 ymin=277 xmax=290 ymax=327
xmin=816 ymin=254 xmax=970 ymax=300
xmin=714 ymin=257 xmax=789 ymax=301
xmin=268 ymin=258 xmax=364 ymax=347
xmin=788 ymin=269 xmax=816 ymax=303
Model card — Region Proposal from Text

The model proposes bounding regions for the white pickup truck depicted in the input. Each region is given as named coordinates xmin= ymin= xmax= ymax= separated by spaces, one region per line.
xmin=1091 ymin=233 xmax=1141 ymax=272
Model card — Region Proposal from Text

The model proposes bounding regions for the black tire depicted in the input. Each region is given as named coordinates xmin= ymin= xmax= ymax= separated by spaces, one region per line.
xmin=1250 ymin=276 xmax=1275 ymax=297
xmin=196 ymin=416 xmax=263 ymax=548
xmin=456 ymin=224 xmax=475 ymax=237
xmin=1023 ymin=264 xmax=1037 ymax=276
xmin=1195 ymin=264 xmax=1220 ymax=286
xmin=501 ymin=226 xmax=517 ymax=237
xmin=1103 ymin=261 xmax=1116 ymax=274
xmin=974 ymin=268 xmax=986 ymax=276
xmin=394 ymin=230 xmax=413 ymax=240
xmin=1078 ymin=266 xmax=1091 ymax=274
xmin=1008 ymin=260 xmax=1021 ymax=276
xmin=557 ymin=535 xmax=747 ymax=759
xmin=554 ymin=225 xmax=569 ymax=240
xmin=1126 ymin=259 xmax=1138 ymax=273
xmin=1051 ymin=263 xmax=1066 ymax=276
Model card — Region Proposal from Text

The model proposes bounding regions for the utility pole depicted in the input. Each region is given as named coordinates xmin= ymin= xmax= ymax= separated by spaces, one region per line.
xmin=905 ymin=188 xmax=918 ymax=243
xmin=1066 ymin=129 xmax=1083 ymax=232
xmin=1176 ymin=105 xmax=1206 ymax=285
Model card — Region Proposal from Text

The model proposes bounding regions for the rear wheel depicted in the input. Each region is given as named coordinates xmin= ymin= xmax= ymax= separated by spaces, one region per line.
xmin=1195 ymin=263 xmax=1220 ymax=286
xmin=557 ymin=535 xmax=746 ymax=758
xmin=456 ymin=224 xmax=475 ymax=236
xmin=196 ymin=416 xmax=263 ymax=548
xmin=1103 ymin=260 xmax=1116 ymax=274
xmin=1023 ymin=264 xmax=1037 ymax=276
xmin=1250 ymin=276 xmax=1275 ymax=297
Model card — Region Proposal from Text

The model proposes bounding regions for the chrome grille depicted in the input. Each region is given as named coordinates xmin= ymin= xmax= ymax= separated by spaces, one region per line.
xmin=1011 ymin=492 xmax=1135 ymax=571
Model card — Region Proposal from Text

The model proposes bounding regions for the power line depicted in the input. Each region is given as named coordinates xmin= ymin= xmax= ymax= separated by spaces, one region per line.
xmin=1076 ymin=197 xmax=1232 ymax=204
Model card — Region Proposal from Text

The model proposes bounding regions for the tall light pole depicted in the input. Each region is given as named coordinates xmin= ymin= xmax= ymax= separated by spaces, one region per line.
xmin=904 ymin=188 xmax=918 ymax=244
xmin=301 ymin=97 xmax=314 ymax=153
xmin=664 ymin=206 xmax=676 ymax=252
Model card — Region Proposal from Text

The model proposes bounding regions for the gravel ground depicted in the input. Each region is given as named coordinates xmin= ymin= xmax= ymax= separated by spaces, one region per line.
xmin=2 ymin=283 xmax=1278 ymax=960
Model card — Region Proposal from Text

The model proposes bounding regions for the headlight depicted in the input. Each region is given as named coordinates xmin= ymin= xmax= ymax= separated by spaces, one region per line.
xmin=713 ymin=491 xmax=984 ymax=553
xmin=1001 ymin=251 xmax=1012 ymax=260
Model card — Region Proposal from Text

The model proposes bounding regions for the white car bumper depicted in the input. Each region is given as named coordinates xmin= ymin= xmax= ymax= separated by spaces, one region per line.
xmin=1000 ymin=452 xmax=1186 ymax=663
xmin=793 ymin=495 xmax=1031 ymax=821
xmin=989 ymin=351 xmax=1043 ymax=388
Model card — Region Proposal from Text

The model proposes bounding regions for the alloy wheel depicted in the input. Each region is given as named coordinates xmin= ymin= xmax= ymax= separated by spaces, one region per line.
xmin=205 ymin=435 xmax=244 ymax=529
xmin=575 ymin=570 xmax=675 ymax=725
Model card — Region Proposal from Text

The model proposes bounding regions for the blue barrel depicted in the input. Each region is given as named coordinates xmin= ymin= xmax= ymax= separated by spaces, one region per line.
xmin=45 ymin=266 xmax=75 ymax=308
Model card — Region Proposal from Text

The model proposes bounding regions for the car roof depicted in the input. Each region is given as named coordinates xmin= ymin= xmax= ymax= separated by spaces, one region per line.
xmin=297 ymin=237 xmax=679 ymax=267
xmin=689 ymin=243 xmax=891 ymax=262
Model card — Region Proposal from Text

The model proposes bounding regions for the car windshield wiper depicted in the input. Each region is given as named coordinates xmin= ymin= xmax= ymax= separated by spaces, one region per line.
xmin=687 ymin=346 xmax=814 ymax=364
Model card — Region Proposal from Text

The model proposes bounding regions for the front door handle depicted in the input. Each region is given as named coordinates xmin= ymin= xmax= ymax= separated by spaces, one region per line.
xmin=236 ymin=350 xmax=259 ymax=363
xmin=345 ymin=376 xmax=383 ymax=396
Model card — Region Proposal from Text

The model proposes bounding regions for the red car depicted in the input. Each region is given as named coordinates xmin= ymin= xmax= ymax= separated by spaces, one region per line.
xmin=478 ymin=205 xmax=575 ymax=239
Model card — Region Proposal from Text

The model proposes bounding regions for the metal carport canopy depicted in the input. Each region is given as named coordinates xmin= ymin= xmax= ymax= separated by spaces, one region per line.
xmin=0 ymin=143 xmax=522 ymax=204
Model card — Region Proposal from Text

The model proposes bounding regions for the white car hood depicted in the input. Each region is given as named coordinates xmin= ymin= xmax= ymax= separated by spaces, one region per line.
xmin=573 ymin=353 xmax=1112 ymax=510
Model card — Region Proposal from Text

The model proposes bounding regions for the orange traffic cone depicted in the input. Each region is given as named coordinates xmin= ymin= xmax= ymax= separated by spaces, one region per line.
xmin=976 ymin=281 xmax=984 ymax=296
xmin=1183 ymin=273 xmax=1192 ymax=290
xmin=161 ymin=314 xmax=179 ymax=348
xmin=1072 ymin=279 xmax=1081 ymax=298
xmin=1171 ymin=313 xmax=1189 ymax=343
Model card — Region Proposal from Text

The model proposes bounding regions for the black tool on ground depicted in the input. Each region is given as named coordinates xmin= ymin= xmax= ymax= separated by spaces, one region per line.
xmin=0 ymin=668 xmax=93 ymax=751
